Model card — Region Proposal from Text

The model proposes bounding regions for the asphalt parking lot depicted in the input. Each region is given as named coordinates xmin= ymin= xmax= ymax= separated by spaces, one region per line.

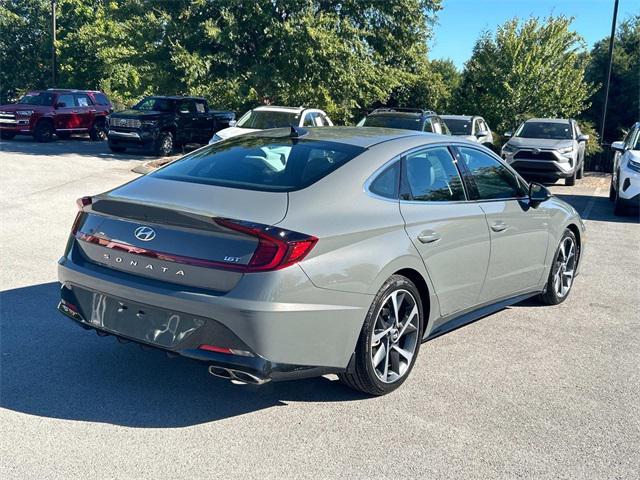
xmin=1 ymin=138 xmax=639 ymax=479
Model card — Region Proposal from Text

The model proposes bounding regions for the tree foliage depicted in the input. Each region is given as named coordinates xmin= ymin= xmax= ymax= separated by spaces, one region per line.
xmin=454 ymin=16 xmax=594 ymax=134
xmin=584 ymin=15 xmax=640 ymax=142
xmin=0 ymin=0 xmax=443 ymax=122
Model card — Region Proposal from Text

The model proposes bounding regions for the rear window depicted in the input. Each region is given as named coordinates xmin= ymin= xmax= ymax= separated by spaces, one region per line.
xmin=362 ymin=115 xmax=423 ymax=131
xmin=151 ymin=134 xmax=366 ymax=192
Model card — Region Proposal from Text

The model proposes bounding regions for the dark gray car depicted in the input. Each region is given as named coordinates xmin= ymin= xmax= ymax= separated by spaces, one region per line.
xmin=58 ymin=127 xmax=585 ymax=395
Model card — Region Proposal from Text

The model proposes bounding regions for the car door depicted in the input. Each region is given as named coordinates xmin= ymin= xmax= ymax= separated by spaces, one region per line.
xmin=456 ymin=146 xmax=549 ymax=301
xmin=399 ymin=146 xmax=491 ymax=317
xmin=54 ymin=93 xmax=81 ymax=131
xmin=190 ymin=99 xmax=214 ymax=143
xmin=175 ymin=99 xmax=197 ymax=143
xmin=73 ymin=93 xmax=94 ymax=129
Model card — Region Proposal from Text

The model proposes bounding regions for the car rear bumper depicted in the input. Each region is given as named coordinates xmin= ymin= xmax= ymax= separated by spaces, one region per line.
xmin=57 ymin=242 xmax=371 ymax=380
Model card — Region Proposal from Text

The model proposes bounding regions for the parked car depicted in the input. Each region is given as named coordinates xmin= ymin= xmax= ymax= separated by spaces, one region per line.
xmin=357 ymin=108 xmax=450 ymax=135
xmin=59 ymin=127 xmax=584 ymax=395
xmin=610 ymin=122 xmax=640 ymax=215
xmin=108 ymin=96 xmax=235 ymax=156
xmin=0 ymin=89 xmax=112 ymax=142
xmin=441 ymin=114 xmax=494 ymax=148
xmin=501 ymin=118 xmax=588 ymax=186
xmin=208 ymin=106 xmax=333 ymax=144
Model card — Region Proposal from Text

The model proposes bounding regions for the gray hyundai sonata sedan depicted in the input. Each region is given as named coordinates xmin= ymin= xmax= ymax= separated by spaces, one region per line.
xmin=58 ymin=126 xmax=585 ymax=395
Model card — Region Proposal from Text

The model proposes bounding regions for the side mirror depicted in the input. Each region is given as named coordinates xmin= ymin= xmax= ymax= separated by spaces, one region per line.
xmin=611 ymin=141 xmax=626 ymax=152
xmin=529 ymin=182 xmax=551 ymax=206
xmin=475 ymin=130 xmax=489 ymax=138
xmin=504 ymin=131 xmax=512 ymax=138
xmin=228 ymin=119 xmax=237 ymax=128
xmin=577 ymin=134 xmax=589 ymax=143
xmin=55 ymin=102 xmax=66 ymax=108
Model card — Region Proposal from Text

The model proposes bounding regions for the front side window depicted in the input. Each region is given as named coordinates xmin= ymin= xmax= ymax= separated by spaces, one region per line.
xmin=404 ymin=147 xmax=465 ymax=201
xmin=432 ymin=119 xmax=442 ymax=134
xmin=445 ymin=119 xmax=472 ymax=135
xmin=56 ymin=94 xmax=75 ymax=108
xmin=177 ymin=100 xmax=195 ymax=114
xmin=133 ymin=98 xmax=174 ymax=112
xmin=236 ymin=110 xmax=301 ymax=129
xmin=369 ymin=161 xmax=400 ymax=199
xmin=458 ymin=147 xmax=526 ymax=200
xmin=18 ymin=92 xmax=55 ymax=106
xmin=515 ymin=121 xmax=572 ymax=140
xmin=151 ymin=135 xmax=365 ymax=192
xmin=302 ymin=113 xmax=315 ymax=127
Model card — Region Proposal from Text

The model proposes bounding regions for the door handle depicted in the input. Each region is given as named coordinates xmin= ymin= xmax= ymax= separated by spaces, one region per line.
xmin=491 ymin=222 xmax=508 ymax=232
xmin=71 ymin=110 xmax=78 ymax=113
xmin=417 ymin=230 xmax=441 ymax=244
xmin=89 ymin=109 xmax=96 ymax=113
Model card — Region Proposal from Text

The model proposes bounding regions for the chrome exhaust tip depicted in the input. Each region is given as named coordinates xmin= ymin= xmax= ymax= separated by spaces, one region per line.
xmin=208 ymin=366 xmax=270 ymax=385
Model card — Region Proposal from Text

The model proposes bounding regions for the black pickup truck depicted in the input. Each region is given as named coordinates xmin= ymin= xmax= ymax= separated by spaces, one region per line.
xmin=107 ymin=96 xmax=235 ymax=156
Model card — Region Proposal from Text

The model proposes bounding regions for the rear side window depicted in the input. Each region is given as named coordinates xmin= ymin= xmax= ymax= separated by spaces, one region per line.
xmin=74 ymin=94 xmax=93 ymax=107
xmin=56 ymin=94 xmax=75 ymax=107
xmin=93 ymin=93 xmax=110 ymax=105
xmin=458 ymin=147 xmax=526 ymax=200
xmin=152 ymin=135 xmax=365 ymax=192
xmin=404 ymin=147 xmax=465 ymax=201
xmin=369 ymin=161 xmax=400 ymax=199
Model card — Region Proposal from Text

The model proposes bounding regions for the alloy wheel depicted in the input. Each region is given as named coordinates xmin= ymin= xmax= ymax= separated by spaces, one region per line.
xmin=161 ymin=134 xmax=173 ymax=155
xmin=370 ymin=289 xmax=419 ymax=383
xmin=554 ymin=236 xmax=576 ymax=298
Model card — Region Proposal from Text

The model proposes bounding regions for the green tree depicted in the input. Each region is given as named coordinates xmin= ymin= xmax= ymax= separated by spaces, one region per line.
xmin=454 ymin=16 xmax=594 ymax=134
xmin=0 ymin=0 xmax=51 ymax=102
xmin=584 ymin=15 xmax=640 ymax=143
xmin=0 ymin=0 xmax=443 ymax=121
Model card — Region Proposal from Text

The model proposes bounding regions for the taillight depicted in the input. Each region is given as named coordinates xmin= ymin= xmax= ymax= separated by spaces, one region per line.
xmin=71 ymin=196 xmax=92 ymax=234
xmin=216 ymin=218 xmax=317 ymax=272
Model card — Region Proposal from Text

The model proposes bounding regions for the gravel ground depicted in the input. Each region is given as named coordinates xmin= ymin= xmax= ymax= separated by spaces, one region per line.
xmin=1 ymin=138 xmax=639 ymax=480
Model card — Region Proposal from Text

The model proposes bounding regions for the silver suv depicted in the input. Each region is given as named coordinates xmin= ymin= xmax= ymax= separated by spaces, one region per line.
xmin=501 ymin=118 xmax=588 ymax=186
xmin=441 ymin=115 xmax=494 ymax=148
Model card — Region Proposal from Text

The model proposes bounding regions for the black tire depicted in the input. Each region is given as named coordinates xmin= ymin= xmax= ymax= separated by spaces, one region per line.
xmin=614 ymin=184 xmax=627 ymax=216
xmin=1 ymin=131 xmax=15 ymax=140
xmin=338 ymin=274 xmax=424 ymax=396
xmin=154 ymin=131 xmax=174 ymax=156
xmin=108 ymin=143 xmax=126 ymax=153
xmin=609 ymin=179 xmax=616 ymax=202
xmin=89 ymin=117 xmax=107 ymax=141
xmin=56 ymin=132 xmax=71 ymax=139
xmin=34 ymin=121 xmax=54 ymax=143
xmin=538 ymin=229 xmax=579 ymax=305
xmin=565 ymin=169 xmax=577 ymax=186
xmin=576 ymin=162 xmax=584 ymax=180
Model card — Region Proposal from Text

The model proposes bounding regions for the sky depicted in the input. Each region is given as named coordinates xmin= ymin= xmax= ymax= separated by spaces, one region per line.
xmin=429 ymin=0 xmax=639 ymax=69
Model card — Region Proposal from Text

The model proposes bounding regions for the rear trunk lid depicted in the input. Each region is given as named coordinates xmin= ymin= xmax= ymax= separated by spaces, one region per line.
xmin=74 ymin=176 xmax=288 ymax=292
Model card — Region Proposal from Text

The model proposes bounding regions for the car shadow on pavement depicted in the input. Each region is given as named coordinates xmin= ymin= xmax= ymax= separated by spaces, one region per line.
xmin=554 ymin=193 xmax=639 ymax=224
xmin=0 ymin=137 xmax=152 ymax=161
xmin=0 ymin=282 xmax=365 ymax=428
xmin=0 ymin=137 xmax=200 ymax=161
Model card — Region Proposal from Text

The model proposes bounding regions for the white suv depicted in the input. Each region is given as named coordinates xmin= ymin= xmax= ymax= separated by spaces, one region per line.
xmin=610 ymin=122 xmax=640 ymax=215
xmin=209 ymin=106 xmax=333 ymax=144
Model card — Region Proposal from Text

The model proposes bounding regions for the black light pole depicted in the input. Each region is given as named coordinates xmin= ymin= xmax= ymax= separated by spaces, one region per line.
xmin=51 ymin=0 xmax=57 ymax=86
xmin=599 ymin=0 xmax=619 ymax=145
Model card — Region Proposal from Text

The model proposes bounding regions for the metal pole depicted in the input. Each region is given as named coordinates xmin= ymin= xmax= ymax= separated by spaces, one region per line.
xmin=599 ymin=0 xmax=619 ymax=145
xmin=51 ymin=0 xmax=57 ymax=86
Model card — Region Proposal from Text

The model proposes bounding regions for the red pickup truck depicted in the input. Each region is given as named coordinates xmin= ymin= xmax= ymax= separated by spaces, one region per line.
xmin=0 ymin=89 xmax=112 ymax=142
